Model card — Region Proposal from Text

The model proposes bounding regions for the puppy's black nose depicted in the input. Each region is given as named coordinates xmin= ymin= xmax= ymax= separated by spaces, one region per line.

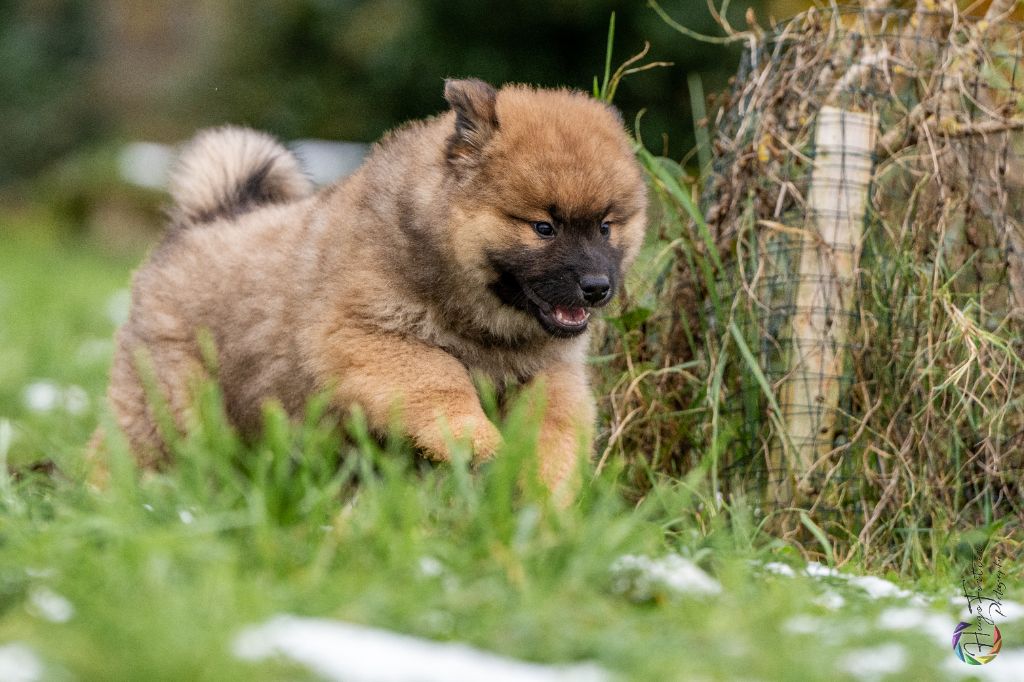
xmin=579 ymin=275 xmax=611 ymax=304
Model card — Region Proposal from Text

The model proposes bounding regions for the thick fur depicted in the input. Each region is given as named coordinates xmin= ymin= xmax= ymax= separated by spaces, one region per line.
xmin=168 ymin=126 xmax=312 ymax=225
xmin=106 ymin=80 xmax=647 ymax=494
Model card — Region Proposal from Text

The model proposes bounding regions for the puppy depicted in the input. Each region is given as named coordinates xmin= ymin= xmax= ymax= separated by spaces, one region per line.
xmin=105 ymin=79 xmax=647 ymax=495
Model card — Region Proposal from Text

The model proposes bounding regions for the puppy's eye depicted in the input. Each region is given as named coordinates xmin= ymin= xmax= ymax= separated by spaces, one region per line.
xmin=600 ymin=221 xmax=611 ymax=238
xmin=532 ymin=221 xmax=555 ymax=238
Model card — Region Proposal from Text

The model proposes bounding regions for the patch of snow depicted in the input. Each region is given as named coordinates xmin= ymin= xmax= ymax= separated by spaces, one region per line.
xmin=952 ymin=596 xmax=1024 ymax=623
xmin=784 ymin=613 xmax=870 ymax=647
xmin=804 ymin=562 xmax=927 ymax=604
xmin=291 ymin=140 xmax=368 ymax=186
xmin=763 ymin=562 xmax=795 ymax=577
xmin=22 ymin=381 xmax=61 ymax=413
xmin=805 ymin=562 xmax=840 ymax=578
xmin=611 ymin=554 xmax=722 ymax=600
xmin=783 ymin=615 xmax=821 ymax=635
xmin=877 ymin=606 xmax=955 ymax=646
xmin=0 ymin=643 xmax=43 ymax=682
xmin=847 ymin=575 xmax=913 ymax=601
xmin=118 ymin=142 xmax=174 ymax=189
xmin=233 ymin=615 xmax=609 ymax=682
xmin=877 ymin=607 xmax=1024 ymax=678
xmin=815 ymin=590 xmax=846 ymax=611
xmin=105 ymin=289 xmax=131 ymax=327
xmin=21 ymin=381 xmax=91 ymax=415
xmin=24 ymin=568 xmax=55 ymax=580
xmin=26 ymin=587 xmax=74 ymax=623
xmin=75 ymin=338 xmax=113 ymax=366
xmin=944 ymin=648 xmax=1024 ymax=680
xmin=838 ymin=643 xmax=907 ymax=681
xmin=991 ymin=598 xmax=1024 ymax=618
xmin=993 ymin=599 xmax=1023 ymax=621
xmin=418 ymin=556 xmax=444 ymax=578
xmin=63 ymin=386 xmax=89 ymax=416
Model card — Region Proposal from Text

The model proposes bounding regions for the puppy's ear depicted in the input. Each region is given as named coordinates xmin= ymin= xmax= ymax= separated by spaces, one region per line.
xmin=444 ymin=78 xmax=498 ymax=162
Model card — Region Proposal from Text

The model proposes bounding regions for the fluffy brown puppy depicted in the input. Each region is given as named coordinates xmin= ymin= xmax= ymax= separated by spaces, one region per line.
xmin=106 ymin=79 xmax=647 ymax=495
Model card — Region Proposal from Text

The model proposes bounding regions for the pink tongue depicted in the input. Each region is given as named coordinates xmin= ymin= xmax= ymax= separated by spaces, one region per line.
xmin=554 ymin=306 xmax=587 ymax=324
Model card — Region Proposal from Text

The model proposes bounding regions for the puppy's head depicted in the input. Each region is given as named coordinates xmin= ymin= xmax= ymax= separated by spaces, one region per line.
xmin=442 ymin=79 xmax=647 ymax=339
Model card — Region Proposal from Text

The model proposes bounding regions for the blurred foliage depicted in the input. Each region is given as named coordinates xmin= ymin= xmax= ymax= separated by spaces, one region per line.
xmin=0 ymin=0 xmax=787 ymax=191
xmin=188 ymin=0 xmax=750 ymax=150
xmin=0 ymin=0 xmax=106 ymax=187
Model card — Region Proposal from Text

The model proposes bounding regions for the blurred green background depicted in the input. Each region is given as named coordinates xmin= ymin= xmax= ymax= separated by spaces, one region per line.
xmin=0 ymin=0 xmax=806 ymax=228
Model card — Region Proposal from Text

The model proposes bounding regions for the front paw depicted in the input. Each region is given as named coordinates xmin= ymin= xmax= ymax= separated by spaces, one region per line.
xmin=419 ymin=412 xmax=502 ymax=464
xmin=450 ymin=413 xmax=501 ymax=465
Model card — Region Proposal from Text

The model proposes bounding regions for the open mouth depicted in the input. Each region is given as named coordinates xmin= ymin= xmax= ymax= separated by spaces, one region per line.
xmin=519 ymin=282 xmax=592 ymax=337
xmin=536 ymin=304 xmax=591 ymax=336
xmin=486 ymin=263 xmax=605 ymax=339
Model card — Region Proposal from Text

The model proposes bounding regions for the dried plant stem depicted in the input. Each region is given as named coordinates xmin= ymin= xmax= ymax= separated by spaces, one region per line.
xmin=986 ymin=0 xmax=1019 ymax=21
xmin=860 ymin=0 xmax=895 ymax=33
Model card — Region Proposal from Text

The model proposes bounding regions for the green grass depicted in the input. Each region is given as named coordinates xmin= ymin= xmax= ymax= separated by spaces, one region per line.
xmin=0 ymin=226 xmax=1018 ymax=680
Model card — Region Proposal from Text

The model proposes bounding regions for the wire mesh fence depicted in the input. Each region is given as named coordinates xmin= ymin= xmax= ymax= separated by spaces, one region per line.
xmin=696 ymin=2 xmax=1024 ymax=542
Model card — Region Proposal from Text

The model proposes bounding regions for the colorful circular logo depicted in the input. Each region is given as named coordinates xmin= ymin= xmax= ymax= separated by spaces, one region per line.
xmin=953 ymin=620 xmax=1002 ymax=665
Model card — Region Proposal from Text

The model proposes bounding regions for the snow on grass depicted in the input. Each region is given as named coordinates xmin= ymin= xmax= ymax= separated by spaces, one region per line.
xmin=951 ymin=596 xmax=1024 ymax=622
xmin=767 ymin=560 xmax=916 ymax=602
xmin=845 ymin=575 xmax=917 ymax=602
xmin=876 ymin=606 xmax=955 ymax=646
xmin=418 ymin=556 xmax=444 ymax=578
xmin=21 ymin=381 xmax=90 ymax=415
xmin=62 ymin=385 xmax=89 ymax=415
xmin=782 ymin=615 xmax=821 ymax=635
xmin=22 ymin=381 xmax=61 ymax=413
xmin=786 ymin=603 xmax=1024 ymax=678
xmin=803 ymin=562 xmax=927 ymax=604
xmin=74 ymin=338 xmax=113 ymax=366
xmin=757 ymin=560 xmax=937 ymax=612
xmin=0 ymin=643 xmax=43 ymax=682
xmin=838 ymin=643 xmax=907 ymax=681
xmin=610 ymin=554 xmax=721 ymax=600
xmin=782 ymin=613 xmax=869 ymax=647
xmin=805 ymin=562 xmax=840 ymax=579
xmin=26 ymin=587 xmax=73 ymax=623
xmin=233 ymin=615 xmax=609 ymax=682
xmin=105 ymin=289 xmax=131 ymax=327
xmin=944 ymin=648 xmax=1024 ymax=680
xmin=814 ymin=590 xmax=846 ymax=611
xmin=762 ymin=562 xmax=796 ymax=577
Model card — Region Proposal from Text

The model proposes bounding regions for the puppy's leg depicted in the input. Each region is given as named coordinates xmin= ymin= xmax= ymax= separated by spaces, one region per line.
xmin=524 ymin=363 xmax=596 ymax=500
xmin=108 ymin=335 xmax=207 ymax=468
xmin=317 ymin=329 xmax=500 ymax=462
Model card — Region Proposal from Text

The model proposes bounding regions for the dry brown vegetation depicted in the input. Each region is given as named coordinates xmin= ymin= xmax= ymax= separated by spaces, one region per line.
xmin=597 ymin=1 xmax=1024 ymax=570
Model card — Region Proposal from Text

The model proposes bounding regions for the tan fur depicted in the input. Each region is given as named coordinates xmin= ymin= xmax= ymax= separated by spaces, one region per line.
xmin=104 ymin=81 xmax=647 ymax=495
xmin=168 ymin=126 xmax=312 ymax=224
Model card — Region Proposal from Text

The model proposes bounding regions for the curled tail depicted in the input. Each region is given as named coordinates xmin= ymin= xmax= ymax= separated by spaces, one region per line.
xmin=168 ymin=126 xmax=311 ymax=225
